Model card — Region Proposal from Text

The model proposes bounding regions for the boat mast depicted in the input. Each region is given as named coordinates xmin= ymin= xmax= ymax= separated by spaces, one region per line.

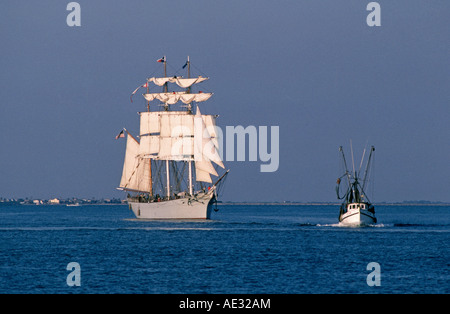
xmin=350 ymin=139 xmax=356 ymax=178
xmin=362 ymin=146 xmax=375 ymax=191
xmin=146 ymin=77 xmax=153 ymax=196
xmin=163 ymin=55 xmax=168 ymax=111
xmin=162 ymin=56 xmax=171 ymax=200
xmin=186 ymin=56 xmax=194 ymax=196
xmin=339 ymin=146 xmax=352 ymax=192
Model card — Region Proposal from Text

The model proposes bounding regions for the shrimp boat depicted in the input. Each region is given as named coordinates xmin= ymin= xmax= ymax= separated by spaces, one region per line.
xmin=117 ymin=56 xmax=228 ymax=219
xmin=336 ymin=144 xmax=376 ymax=226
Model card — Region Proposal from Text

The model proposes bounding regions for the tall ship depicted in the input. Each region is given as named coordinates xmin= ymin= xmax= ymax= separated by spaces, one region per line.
xmin=117 ymin=56 xmax=228 ymax=219
xmin=336 ymin=144 xmax=376 ymax=225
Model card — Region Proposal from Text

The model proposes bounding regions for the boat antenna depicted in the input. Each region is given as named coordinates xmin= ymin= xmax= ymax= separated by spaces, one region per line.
xmin=358 ymin=139 xmax=369 ymax=176
xmin=339 ymin=146 xmax=352 ymax=191
xmin=350 ymin=139 xmax=356 ymax=178
xmin=362 ymin=146 xmax=375 ymax=191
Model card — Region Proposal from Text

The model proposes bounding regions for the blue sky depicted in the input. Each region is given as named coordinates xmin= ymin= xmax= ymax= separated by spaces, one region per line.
xmin=0 ymin=1 xmax=448 ymax=202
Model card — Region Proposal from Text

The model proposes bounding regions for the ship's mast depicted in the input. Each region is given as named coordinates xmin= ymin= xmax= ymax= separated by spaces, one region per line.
xmin=163 ymin=55 xmax=168 ymax=111
xmin=187 ymin=56 xmax=192 ymax=113
xmin=186 ymin=56 xmax=194 ymax=196
xmin=146 ymin=74 xmax=153 ymax=196
xmin=162 ymin=56 xmax=171 ymax=200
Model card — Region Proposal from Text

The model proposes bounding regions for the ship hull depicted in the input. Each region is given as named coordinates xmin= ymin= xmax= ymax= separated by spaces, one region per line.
xmin=339 ymin=203 xmax=377 ymax=226
xmin=128 ymin=192 xmax=215 ymax=219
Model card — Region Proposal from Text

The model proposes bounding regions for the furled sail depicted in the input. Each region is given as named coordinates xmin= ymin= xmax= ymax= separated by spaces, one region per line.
xmin=142 ymin=92 xmax=212 ymax=105
xmin=147 ymin=77 xmax=173 ymax=86
xmin=119 ymin=133 xmax=151 ymax=193
xmin=147 ymin=76 xmax=208 ymax=88
xmin=174 ymin=77 xmax=209 ymax=88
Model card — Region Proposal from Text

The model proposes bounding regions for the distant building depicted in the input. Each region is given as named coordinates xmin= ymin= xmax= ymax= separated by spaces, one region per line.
xmin=33 ymin=200 xmax=43 ymax=205
xmin=49 ymin=198 xmax=60 ymax=204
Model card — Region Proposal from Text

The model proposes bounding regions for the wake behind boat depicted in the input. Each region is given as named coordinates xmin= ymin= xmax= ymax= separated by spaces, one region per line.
xmin=117 ymin=56 xmax=229 ymax=219
xmin=336 ymin=144 xmax=377 ymax=226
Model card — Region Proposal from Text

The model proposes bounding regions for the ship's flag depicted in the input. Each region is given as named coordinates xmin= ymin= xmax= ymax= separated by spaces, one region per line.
xmin=130 ymin=82 xmax=148 ymax=103
xmin=157 ymin=56 xmax=165 ymax=63
xmin=182 ymin=61 xmax=188 ymax=69
xmin=115 ymin=129 xmax=125 ymax=140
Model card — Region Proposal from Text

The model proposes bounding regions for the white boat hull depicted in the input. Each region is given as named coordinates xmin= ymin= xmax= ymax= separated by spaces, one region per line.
xmin=339 ymin=203 xmax=377 ymax=226
xmin=128 ymin=192 xmax=215 ymax=219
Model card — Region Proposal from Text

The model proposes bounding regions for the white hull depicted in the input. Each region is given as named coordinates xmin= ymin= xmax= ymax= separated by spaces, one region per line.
xmin=339 ymin=203 xmax=377 ymax=226
xmin=128 ymin=192 xmax=215 ymax=219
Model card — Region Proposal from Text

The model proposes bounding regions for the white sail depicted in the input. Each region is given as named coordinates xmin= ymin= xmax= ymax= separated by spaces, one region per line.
xmin=179 ymin=92 xmax=212 ymax=104
xmin=139 ymin=112 xmax=195 ymax=160
xmin=140 ymin=112 xmax=160 ymax=135
xmin=195 ymin=168 xmax=212 ymax=183
xmin=159 ymin=111 xmax=190 ymax=137
xmin=147 ymin=77 xmax=173 ymax=86
xmin=200 ymin=113 xmax=224 ymax=169
xmin=169 ymin=137 xmax=194 ymax=159
xmin=159 ymin=92 xmax=184 ymax=105
xmin=119 ymin=133 xmax=151 ymax=193
xmin=174 ymin=76 xmax=209 ymax=88
xmin=137 ymin=110 xmax=223 ymax=168
xmin=139 ymin=135 xmax=159 ymax=156
xmin=143 ymin=92 xmax=212 ymax=105
xmin=158 ymin=137 xmax=173 ymax=159
xmin=181 ymin=114 xmax=194 ymax=136
xmin=194 ymin=107 xmax=223 ymax=182
xmin=147 ymin=76 xmax=208 ymax=88
xmin=142 ymin=93 xmax=157 ymax=102
xmin=202 ymin=114 xmax=221 ymax=153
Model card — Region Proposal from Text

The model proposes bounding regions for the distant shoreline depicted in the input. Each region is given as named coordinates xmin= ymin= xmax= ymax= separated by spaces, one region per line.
xmin=220 ymin=202 xmax=450 ymax=206
xmin=1 ymin=199 xmax=449 ymax=207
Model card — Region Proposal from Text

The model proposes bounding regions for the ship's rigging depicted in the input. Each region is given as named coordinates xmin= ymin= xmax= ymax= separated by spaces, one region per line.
xmin=118 ymin=56 xmax=226 ymax=201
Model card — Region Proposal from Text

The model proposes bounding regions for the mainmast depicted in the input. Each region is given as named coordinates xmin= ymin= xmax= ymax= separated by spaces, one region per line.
xmin=146 ymin=71 xmax=153 ymax=196
xmin=162 ymin=56 xmax=171 ymax=200
xmin=163 ymin=55 xmax=168 ymax=110
xmin=186 ymin=56 xmax=194 ymax=196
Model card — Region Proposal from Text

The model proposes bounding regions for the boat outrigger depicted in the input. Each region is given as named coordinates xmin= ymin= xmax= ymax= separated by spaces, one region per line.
xmin=336 ymin=144 xmax=376 ymax=226
xmin=117 ymin=56 xmax=229 ymax=219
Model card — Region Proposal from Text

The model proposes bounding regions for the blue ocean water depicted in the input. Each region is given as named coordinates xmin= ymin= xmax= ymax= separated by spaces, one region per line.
xmin=0 ymin=203 xmax=448 ymax=294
